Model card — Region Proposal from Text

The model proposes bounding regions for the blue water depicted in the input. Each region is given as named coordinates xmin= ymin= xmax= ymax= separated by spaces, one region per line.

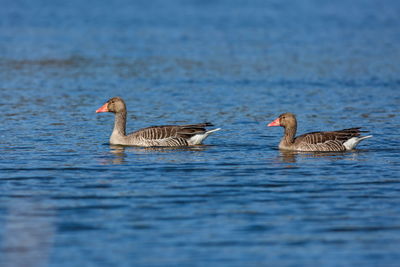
xmin=1 ymin=0 xmax=400 ymax=266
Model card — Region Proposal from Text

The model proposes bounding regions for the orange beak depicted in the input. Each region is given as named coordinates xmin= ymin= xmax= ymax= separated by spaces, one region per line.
xmin=96 ymin=103 xmax=109 ymax=113
xmin=267 ymin=117 xmax=280 ymax=126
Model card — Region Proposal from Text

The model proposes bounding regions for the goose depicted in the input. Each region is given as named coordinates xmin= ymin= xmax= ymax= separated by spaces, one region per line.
xmin=96 ymin=97 xmax=220 ymax=147
xmin=267 ymin=112 xmax=372 ymax=152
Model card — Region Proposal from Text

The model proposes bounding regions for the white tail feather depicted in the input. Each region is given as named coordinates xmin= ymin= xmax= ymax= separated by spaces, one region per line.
xmin=188 ymin=128 xmax=221 ymax=145
xmin=343 ymin=135 xmax=373 ymax=150
xmin=205 ymin=128 xmax=221 ymax=134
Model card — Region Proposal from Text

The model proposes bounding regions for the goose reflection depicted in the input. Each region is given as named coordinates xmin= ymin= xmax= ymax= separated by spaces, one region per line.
xmin=278 ymin=150 xmax=363 ymax=165
xmin=102 ymin=144 xmax=210 ymax=165
xmin=108 ymin=145 xmax=128 ymax=165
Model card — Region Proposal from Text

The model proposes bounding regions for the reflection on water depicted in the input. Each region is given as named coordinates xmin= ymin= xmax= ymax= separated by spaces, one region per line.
xmin=1 ymin=0 xmax=400 ymax=266
xmin=113 ymin=145 xmax=210 ymax=153
xmin=102 ymin=144 xmax=211 ymax=165
xmin=278 ymin=150 xmax=365 ymax=165
xmin=107 ymin=145 xmax=128 ymax=165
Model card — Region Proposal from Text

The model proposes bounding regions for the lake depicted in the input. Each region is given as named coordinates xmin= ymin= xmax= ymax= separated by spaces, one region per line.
xmin=1 ymin=0 xmax=400 ymax=266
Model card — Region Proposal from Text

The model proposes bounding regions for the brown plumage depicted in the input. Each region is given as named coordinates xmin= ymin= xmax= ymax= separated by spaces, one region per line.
xmin=96 ymin=97 xmax=220 ymax=147
xmin=267 ymin=112 xmax=372 ymax=152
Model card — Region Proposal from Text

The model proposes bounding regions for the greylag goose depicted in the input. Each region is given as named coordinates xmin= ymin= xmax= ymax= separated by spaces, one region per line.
xmin=96 ymin=97 xmax=220 ymax=147
xmin=267 ymin=112 xmax=372 ymax=152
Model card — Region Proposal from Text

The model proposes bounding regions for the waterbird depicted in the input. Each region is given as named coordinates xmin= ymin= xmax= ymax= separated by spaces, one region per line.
xmin=267 ymin=112 xmax=372 ymax=152
xmin=96 ymin=97 xmax=220 ymax=146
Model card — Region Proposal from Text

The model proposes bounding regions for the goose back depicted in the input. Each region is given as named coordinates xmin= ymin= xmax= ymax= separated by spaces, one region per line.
xmin=126 ymin=123 xmax=215 ymax=147
xmin=97 ymin=97 xmax=219 ymax=147
xmin=284 ymin=128 xmax=369 ymax=151
xmin=268 ymin=112 xmax=371 ymax=152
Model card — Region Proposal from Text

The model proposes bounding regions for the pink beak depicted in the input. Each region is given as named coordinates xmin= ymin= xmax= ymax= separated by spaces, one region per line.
xmin=96 ymin=103 xmax=109 ymax=113
xmin=267 ymin=117 xmax=280 ymax=127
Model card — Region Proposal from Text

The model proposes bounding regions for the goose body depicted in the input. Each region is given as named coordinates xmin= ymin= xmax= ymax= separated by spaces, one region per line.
xmin=268 ymin=113 xmax=372 ymax=152
xmin=96 ymin=97 xmax=220 ymax=147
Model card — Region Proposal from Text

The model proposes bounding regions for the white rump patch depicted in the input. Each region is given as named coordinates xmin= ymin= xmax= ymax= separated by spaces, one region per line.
xmin=188 ymin=128 xmax=221 ymax=145
xmin=343 ymin=135 xmax=373 ymax=150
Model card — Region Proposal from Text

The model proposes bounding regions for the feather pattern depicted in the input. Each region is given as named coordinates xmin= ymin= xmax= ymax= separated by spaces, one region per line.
xmin=129 ymin=123 xmax=214 ymax=146
xmin=268 ymin=113 xmax=372 ymax=152
xmin=97 ymin=97 xmax=220 ymax=147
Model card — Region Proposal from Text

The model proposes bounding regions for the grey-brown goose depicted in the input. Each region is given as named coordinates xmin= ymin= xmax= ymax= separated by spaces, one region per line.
xmin=267 ymin=112 xmax=372 ymax=152
xmin=96 ymin=97 xmax=220 ymax=147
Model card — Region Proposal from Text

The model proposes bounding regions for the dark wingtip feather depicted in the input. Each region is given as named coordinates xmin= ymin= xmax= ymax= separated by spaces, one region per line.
xmin=341 ymin=127 xmax=370 ymax=133
xmin=181 ymin=122 xmax=214 ymax=128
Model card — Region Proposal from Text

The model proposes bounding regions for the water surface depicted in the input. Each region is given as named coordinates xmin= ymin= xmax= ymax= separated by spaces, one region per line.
xmin=1 ymin=0 xmax=400 ymax=266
